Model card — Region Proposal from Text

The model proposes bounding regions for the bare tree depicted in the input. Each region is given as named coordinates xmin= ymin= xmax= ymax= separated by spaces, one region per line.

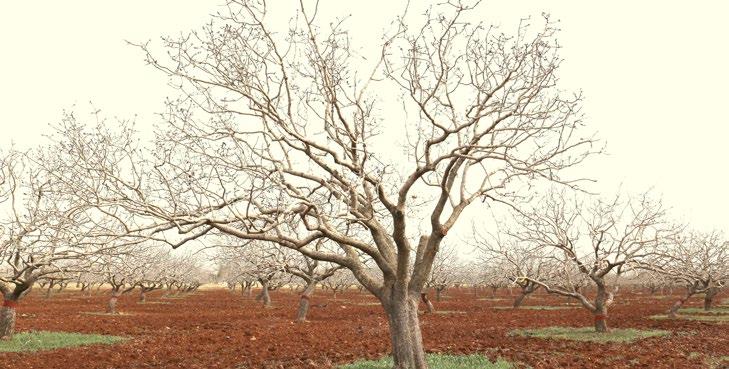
xmin=97 ymin=252 xmax=141 ymax=315
xmin=45 ymin=0 xmax=596 ymax=365
xmin=650 ymin=231 xmax=728 ymax=317
xmin=134 ymin=249 xmax=172 ymax=303
xmin=420 ymin=244 xmax=463 ymax=312
xmin=476 ymin=262 xmax=511 ymax=298
xmin=321 ymin=268 xmax=357 ymax=300
xmin=216 ymin=242 xmax=288 ymax=308
xmin=477 ymin=237 xmax=549 ymax=308
xmin=502 ymin=191 xmax=675 ymax=332
xmin=0 ymin=151 xmax=127 ymax=339
xmin=284 ymin=246 xmax=343 ymax=322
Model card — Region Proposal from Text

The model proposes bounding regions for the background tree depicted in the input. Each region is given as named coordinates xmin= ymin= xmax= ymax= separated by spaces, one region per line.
xmin=321 ymin=268 xmax=357 ymax=300
xmin=0 ymin=151 xmax=127 ymax=339
xmin=283 ymin=245 xmax=343 ymax=322
xmin=421 ymin=244 xmax=463 ymax=312
xmin=500 ymin=191 xmax=675 ymax=332
xmin=477 ymin=237 xmax=550 ymax=308
xmin=650 ymin=231 xmax=728 ymax=317
xmin=215 ymin=242 xmax=288 ymax=308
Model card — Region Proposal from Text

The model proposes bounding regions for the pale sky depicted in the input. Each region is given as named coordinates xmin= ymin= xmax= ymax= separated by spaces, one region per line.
xmin=1 ymin=1 xmax=728 ymax=232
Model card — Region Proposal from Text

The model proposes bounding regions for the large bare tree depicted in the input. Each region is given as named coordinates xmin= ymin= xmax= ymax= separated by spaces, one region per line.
xmin=44 ymin=1 xmax=596 ymax=366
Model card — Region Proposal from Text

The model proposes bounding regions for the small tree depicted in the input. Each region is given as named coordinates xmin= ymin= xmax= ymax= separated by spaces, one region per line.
xmin=134 ymin=250 xmax=171 ymax=303
xmin=501 ymin=191 xmax=674 ymax=332
xmin=321 ymin=268 xmax=357 ymax=300
xmin=425 ymin=245 xmax=461 ymax=302
xmin=0 ymin=151 xmax=126 ymax=338
xmin=216 ymin=242 xmax=288 ymax=308
xmin=478 ymin=238 xmax=549 ymax=308
xmin=284 ymin=246 xmax=343 ymax=322
xmin=651 ymin=231 xmax=727 ymax=316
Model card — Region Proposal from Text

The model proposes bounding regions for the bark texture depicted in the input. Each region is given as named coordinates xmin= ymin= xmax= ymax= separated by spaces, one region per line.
xmin=296 ymin=282 xmax=316 ymax=322
xmin=107 ymin=291 xmax=121 ymax=314
xmin=420 ymin=293 xmax=435 ymax=314
xmin=383 ymin=294 xmax=428 ymax=369
xmin=704 ymin=287 xmax=719 ymax=311
xmin=0 ymin=301 xmax=17 ymax=340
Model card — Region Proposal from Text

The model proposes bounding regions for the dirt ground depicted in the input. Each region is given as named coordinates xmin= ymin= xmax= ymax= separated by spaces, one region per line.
xmin=0 ymin=288 xmax=726 ymax=369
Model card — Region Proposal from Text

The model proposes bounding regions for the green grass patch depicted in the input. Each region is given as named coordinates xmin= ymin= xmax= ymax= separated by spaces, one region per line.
xmin=650 ymin=314 xmax=729 ymax=323
xmin=678 ymin=307 xmax=729 ymax=315
xmin=0 ymin=331 xmax=125 ymax=352
xmin=511 ymin=326 xmax=669 ymax=343
xmin=492 ymin=305 xmax=573 ymax=310
xmin=339 ymin=354 xmax=515 ymax=369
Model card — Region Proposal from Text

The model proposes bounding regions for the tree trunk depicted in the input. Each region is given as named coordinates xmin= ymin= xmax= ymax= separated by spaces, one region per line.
xmin=593 ymin=285 xmax=609 ymax=332
xmin=296 ymin=281 xmax=316 ymax=322
xmin=332 ymin=290 xmax=338 ymax=300
xmin=435 ymin=288 xmax=443 ymax=302
xmin=593 ymin=309 xmax=608 ymax=332
xmin=258 ymin=280 xmax=271 ymax=307
xmin=420 ymin=293 xmax=435 ymax=313
xmin=139 ymin=290 xmax=147 ymax=303
xmin=704 ymin=287 xmax=719 ymax=311
xmin=669 ymin=290 xmax=695 ymax=318
xmin=0 ymin=299 xmax=17 ymax=340
xmin=513 ymin=292 xmax=528 ymax=308
xmin=107 ymin=290 xmax=121 ymax=314
xmin=490 ymin=286 xmax=498 ymax=298
xmin=383 ymin=294 xmax=428 ymax=369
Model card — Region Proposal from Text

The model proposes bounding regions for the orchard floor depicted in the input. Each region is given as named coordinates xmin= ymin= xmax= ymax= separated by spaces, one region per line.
xmin=1 ymin=289 xmax=727 ymax=369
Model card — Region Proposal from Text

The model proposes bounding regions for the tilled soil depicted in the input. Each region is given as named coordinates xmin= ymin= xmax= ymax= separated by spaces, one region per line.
xmin=0 ymin=289 xmax=726 ymax=369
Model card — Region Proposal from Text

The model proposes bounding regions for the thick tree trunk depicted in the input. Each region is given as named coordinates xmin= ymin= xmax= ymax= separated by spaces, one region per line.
xmin=704 ymin=288 xmax=719 ymax=311
xmin=296 ymin=282 xmax=316 ymax=322
xmin=435 ymin=288 xmax=443 ymax=302
xmin=514 ymin=283 xmax=538 ymax=308
xmin=0 ymin=300 xmax=17 ymax=340
xmin=139 ymin=290 xmax=147 ymax=303
xmin=107 ymin=290 xmax=121 ymax=314
xmin=593 ymin=309 xmax=608 ymax=332
xmin=594 ymin=285 xmax=609 ymax=332
xmin=420 ymin=293 xmax=435 ymax=313
xmin=383 ymin=295 xmax=428 ymax=369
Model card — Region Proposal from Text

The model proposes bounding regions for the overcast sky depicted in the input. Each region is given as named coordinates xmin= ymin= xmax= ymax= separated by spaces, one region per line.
xmin=1 ymin=1 xmax=727 ymax=232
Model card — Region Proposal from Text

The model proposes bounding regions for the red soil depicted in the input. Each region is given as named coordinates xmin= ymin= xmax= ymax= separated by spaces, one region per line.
xmin=0 ymin=289 xmax=726 ymax=369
